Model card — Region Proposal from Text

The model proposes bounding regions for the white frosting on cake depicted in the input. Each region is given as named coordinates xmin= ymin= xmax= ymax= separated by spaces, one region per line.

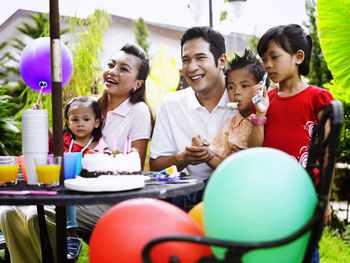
xmin=82 ymin=151 xmax=141 ymax=173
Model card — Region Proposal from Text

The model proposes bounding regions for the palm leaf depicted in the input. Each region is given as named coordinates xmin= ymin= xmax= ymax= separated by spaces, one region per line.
xmin=317 ymin=0 xmax=350 ymax=89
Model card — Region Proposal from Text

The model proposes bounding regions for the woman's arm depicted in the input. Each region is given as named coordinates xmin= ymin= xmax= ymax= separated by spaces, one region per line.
xmin=132 ymin=139 xmax=149 ymax=170
xmin=247 ymin=117 xmax=265 ymax=147
xmin=248 ymin=85 xmax=269 ymax=147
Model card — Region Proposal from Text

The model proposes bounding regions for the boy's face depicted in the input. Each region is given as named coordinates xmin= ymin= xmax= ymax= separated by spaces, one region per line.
xmin=227 ymin=68 xmax=257 ymax=117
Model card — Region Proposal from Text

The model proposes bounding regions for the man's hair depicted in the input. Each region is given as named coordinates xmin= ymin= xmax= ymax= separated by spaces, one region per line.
xmin=181 ymin=26 xmax=226 ymax=67
xmin=226 ymin=49 xmax=267 ymax=86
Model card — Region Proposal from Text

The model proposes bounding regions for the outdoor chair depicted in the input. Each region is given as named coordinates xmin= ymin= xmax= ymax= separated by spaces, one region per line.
xmin=142 ymin=100 xmax=344 ymax=263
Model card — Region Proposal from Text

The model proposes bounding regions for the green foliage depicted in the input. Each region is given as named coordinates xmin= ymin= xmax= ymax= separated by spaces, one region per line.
xmin=0 ymin=12 xmax=52 ymax=154
xmin=1 ymin=12 xmax=51 ymax=118
xmin=304 ymin=0 xmax=332 ymax=88
xmin=16 ymin=13 xmax=49 ymax=38
xmin=133 ymin=18 xmax=150 ymax=57
xmin=0 ymin=87 xmax=21 ymax=155
xmin=226 ymin=50 xmax=236 ymax=63
xmin=324 ymin=81 xmax=350 ymax=164
xmin=64 ymin=9 xmax=110 ymax=103
xmin=220 ymin=10 xmax=228 ymax=22
xmin=245 ymin=29 xmax=259 ymax=53
xmin=317 ymin=0 xmax=350 ymax=91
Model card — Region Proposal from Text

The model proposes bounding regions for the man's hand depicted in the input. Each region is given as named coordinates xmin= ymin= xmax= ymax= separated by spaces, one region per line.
xmin=183 ymin=144 xmax=214 ymax=165
xmin=180 ymin=135 xmax=213 ymax=165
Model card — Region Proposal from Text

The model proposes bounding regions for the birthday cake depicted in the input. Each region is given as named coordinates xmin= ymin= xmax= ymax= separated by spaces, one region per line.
xmin=80 ymin=149 xmax=141 ymax=178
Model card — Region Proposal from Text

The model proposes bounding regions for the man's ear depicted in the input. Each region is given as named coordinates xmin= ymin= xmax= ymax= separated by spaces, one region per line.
xmin=218 ymin=54 xmax=227 ymax=70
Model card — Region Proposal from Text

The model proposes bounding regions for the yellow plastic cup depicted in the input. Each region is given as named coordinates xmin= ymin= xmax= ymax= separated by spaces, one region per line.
xmin=0 ymin=156 xmax=19 ymax=184
xmin=34 ymin=156 xmax=61 ymax=187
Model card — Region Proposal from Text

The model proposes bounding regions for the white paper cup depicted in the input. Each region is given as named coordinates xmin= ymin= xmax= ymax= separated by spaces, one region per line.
xmin=22 ymin=136 xmax=49 ymax=153
xmin=22 ymin=109 xmax=49 ymax=154
xmin=22 ymin=109 xmax=48 ymax=115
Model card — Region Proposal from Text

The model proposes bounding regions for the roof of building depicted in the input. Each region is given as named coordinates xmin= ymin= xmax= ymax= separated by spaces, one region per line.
xmin=0 ymin=9 xmax=249 ymax=53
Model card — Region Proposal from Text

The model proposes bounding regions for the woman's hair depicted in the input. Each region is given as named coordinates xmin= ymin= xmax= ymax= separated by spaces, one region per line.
xmin=181 ymin=26 xmax=226 ymax=67
xmin=226 ymin=49 xmax=268 ymax=86
xmin=64 ymin=96 xmax=103 ymax=142
xmin=97 ymin=43 xmax=155 ymax=130
xmin=257 ymin=24 xmax=312 ymax=76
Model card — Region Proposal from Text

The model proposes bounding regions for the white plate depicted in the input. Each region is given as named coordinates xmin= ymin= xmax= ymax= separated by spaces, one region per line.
xmin=64 ymin=175 xmax=146 ymax=192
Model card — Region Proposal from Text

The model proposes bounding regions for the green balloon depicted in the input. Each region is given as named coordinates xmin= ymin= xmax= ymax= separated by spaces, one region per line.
xmin=203 ymin=147 xmax=317 ymax=262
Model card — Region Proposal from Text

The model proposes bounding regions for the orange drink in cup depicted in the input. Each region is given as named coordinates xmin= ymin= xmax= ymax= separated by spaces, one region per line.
xmin=0 ymin=156 xmax=19 ymax=184
xmin=35 ymin=156 xmax=61 ymax=187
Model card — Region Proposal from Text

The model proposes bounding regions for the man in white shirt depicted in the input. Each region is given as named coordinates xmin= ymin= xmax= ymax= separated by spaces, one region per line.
xmin=149 ymin=27 xmax=236 ymax=208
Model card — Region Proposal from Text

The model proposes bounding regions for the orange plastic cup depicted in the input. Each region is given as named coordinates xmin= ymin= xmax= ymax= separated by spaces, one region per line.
xmin=18 ymin=155 xmax=27 ymax=182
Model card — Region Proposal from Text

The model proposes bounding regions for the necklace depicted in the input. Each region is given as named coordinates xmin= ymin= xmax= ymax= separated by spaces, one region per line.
xmin=68 ymin=136 xmax=94 ymax=153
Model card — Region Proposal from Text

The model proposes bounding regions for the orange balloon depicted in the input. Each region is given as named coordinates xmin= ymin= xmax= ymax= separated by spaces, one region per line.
xmin=188 ymin=201 xmax=204 ymax=231
xmin=89 ymin=198 xmax=212 ymax=263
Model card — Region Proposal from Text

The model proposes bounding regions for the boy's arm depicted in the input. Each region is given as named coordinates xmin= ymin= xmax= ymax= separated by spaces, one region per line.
xmin=206 ymin=156 xmax=223 ymax=169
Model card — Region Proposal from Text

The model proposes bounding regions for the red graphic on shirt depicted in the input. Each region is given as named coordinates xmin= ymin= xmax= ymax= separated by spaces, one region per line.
xmin=298 ymin=121 xmax=315 ymax=167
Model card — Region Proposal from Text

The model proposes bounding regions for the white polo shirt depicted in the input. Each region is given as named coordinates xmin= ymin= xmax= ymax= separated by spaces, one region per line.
xmin=149 ymin=87 xmax=236 ymax=179
xmin=102 ymin=98 xmax=152 ymax=151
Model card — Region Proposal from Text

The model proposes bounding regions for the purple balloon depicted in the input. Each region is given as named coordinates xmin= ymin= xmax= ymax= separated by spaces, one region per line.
xmin=19 ymin=37 xmax=73 ymax=93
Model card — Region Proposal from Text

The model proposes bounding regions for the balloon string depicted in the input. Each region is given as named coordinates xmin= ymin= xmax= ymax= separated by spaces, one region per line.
xmin=36 ymin=87 xmax=44 ymax=105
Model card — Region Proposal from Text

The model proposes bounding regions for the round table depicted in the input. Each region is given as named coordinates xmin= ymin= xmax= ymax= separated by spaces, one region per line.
xmin=0 ymin=176 xmax=205 ymax=263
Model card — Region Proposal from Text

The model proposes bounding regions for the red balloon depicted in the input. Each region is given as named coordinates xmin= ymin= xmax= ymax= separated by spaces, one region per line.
xmin=89 ymin=198 xmax=212 ymax=263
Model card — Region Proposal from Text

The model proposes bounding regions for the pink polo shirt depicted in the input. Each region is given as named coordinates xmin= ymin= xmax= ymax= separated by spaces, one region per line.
xmin=102 ymin=98 xmax=152 ymax=151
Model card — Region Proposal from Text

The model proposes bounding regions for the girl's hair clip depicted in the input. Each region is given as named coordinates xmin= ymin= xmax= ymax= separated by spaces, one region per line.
xmin=303 ymin=30 xmax=309 ymax=37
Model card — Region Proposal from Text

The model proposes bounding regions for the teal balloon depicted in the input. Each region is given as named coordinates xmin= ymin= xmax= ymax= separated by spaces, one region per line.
xmin=203 ymin=147 xmax=317 ymax=262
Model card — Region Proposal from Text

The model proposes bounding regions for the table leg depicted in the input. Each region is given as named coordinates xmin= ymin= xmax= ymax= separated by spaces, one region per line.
xmin=36 ymin=205 xmax=53 ymax=263
xmin=56 ymin=205 xmax=67 ymax=263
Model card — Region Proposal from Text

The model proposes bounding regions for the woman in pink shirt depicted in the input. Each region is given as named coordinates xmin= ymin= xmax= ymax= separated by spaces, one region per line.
xmin=97 ymin=43 xmax=153 ymax=168
xmin=0 ymin=44 xmax=153 ymax=263
xmin=76 ymin=43 xmax=154 ymax=234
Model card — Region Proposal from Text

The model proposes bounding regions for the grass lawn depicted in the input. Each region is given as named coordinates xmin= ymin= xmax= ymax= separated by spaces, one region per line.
xmin=2 ymin=227 xmax=349 ymax=262
xmin=77 ymin=227 xmax=349 ymax=262
xmin=319 ymin=226 xmax=350 ymax=262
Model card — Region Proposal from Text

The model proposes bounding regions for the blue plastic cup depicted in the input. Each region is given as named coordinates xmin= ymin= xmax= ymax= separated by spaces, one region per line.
xmin=70 ymin=152 xmax=82 ymax=176
xmin=63 ymin=153 xmax=78 ymax=180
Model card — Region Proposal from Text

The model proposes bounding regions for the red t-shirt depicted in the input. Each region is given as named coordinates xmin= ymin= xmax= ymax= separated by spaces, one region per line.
xmin=49 ymin=132 xmax=91 ymax=156
xmin=263 ymin=86 xmax=333 ymax=167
